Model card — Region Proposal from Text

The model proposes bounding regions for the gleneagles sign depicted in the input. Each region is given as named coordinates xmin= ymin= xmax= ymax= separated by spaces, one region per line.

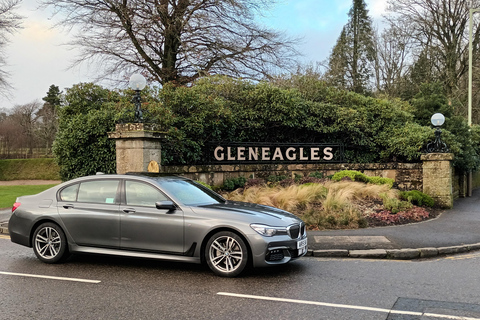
xmin=208 ymin=143 xmax=344 ymax=164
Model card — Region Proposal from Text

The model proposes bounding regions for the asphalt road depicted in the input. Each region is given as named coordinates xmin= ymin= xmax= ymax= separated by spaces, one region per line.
xmin=1 ymin=237 xmax=480 ymax=320
xmin=0 ymin=209 xmax=10 ymax=222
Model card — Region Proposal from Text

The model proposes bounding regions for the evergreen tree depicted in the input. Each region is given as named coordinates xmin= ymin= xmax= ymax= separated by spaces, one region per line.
xmin=42 ymin=85 xmax=62 ymax=107
xmin=326 ymin=0 xmax=376 ymax=94
xmin=37 ymin=85 xmax=62 ymax=155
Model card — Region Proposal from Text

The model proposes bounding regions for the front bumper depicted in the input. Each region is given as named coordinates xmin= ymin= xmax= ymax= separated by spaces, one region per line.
xmin=249 ymin=234 xmax=308 ymax=267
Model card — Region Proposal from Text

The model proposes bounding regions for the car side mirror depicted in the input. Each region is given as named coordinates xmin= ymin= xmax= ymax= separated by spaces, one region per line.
xmin=155 ymin=201 xmax=176 ymax=212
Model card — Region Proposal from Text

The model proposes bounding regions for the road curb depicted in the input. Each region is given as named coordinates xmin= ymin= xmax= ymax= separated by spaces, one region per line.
xmin=306 ymin=243 xmax=480 ymax=260
xmin=0 ymin=222 xmax=8 ymax=235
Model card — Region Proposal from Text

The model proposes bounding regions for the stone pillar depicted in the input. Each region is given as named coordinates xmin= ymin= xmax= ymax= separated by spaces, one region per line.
xmin=420 ymin=153 xmax=454 ymax=209
xmin=108 ymin=123 xmax=166 ymax=174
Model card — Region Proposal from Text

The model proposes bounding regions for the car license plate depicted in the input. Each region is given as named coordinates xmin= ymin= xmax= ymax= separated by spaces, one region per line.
xmin=297 ymin=238 xmax=308 ymax=255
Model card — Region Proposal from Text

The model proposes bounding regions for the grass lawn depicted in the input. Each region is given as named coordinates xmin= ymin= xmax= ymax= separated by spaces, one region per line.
xmin=0 ymin=184 xmax=58 ymax=209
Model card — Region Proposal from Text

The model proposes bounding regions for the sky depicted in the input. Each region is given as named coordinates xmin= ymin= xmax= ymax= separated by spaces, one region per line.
xmin=0 ymin=0 xmax=388 ymax=110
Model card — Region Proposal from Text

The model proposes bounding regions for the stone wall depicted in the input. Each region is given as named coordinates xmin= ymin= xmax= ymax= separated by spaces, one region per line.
xmin=160 ymin=162 xmax=423 ymax=191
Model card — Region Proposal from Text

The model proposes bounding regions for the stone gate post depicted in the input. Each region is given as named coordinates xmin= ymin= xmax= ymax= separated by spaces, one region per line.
xmin=108 ymin=123 xmax=166 ymax=174
xmin=420 ymin=153 xmax=454 ymax=208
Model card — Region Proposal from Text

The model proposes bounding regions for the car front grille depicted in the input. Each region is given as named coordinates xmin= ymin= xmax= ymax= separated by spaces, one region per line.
xmin=287 ymin=223 xmax=305 ymax=240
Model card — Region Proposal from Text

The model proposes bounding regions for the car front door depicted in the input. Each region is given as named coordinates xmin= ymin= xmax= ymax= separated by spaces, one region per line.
xmin=119 ymin=180 xmax=184 ymax=254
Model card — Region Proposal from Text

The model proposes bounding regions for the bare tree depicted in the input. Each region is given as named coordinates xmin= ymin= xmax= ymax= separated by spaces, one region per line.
xmin=375 ymin=21 xmax=415 ymax=96
xmin=41 ymin=0 xmax=299 ymax=86
xmin=10 ymin=101 xmax=41 ymax=156
xmin=0 ymin=0 xmax=22 ymax=96
xmin=386 ymin=0 xmax=480 ymax=101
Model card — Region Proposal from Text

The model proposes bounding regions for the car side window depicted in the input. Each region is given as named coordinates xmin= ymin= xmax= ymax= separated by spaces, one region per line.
xmin=126 ymin=181 xmax=168 ymax=207
xmin=77 ymin=180 xmax=120 ymax=204
xmin=59 ymin=184 xmax=79 ymax=201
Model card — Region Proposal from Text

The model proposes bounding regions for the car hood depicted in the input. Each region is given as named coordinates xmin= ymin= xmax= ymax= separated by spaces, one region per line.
xmin=194 ymin=201 xmax=301 ymax=223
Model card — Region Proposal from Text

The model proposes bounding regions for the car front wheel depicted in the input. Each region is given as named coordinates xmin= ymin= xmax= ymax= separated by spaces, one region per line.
xmin=205 ymin=231 xmax=248 ymax=277
xmin=33 ymin=222 xmax=68 ymax=264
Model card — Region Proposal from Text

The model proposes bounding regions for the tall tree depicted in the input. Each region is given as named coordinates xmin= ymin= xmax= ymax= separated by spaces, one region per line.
xmin=386 ymin=0 xmax=480 ymax=105
xmin=42 ymin=84 xmax=62 ymax=107
xmin=375 ymin=21 xmax=415 ymax=97
xmin=326 ymin=0 xmax=376 ymax=94
xmin=37 ymin=85 xmax=62 ymax=154
xmin=0 ymin=0 xmax=22 ymax=95
xmin=10 ymin=101 xmax=41 ymax=156
xmin=40 ymin=0 xmax=299 ymax=86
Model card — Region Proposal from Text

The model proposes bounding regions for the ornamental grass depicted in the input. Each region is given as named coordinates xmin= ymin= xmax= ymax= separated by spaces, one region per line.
xmin=224 ymin=181 xmax=433 ymax=230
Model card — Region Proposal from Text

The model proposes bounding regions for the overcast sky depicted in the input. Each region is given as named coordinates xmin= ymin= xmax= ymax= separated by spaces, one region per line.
xmin=0 ymin=0 xmax=388 ymax=110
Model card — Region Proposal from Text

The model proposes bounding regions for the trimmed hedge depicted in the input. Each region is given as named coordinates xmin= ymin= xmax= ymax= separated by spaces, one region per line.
xmin=400 ymin=190 xmax=435 ymax=207
xmin=0 ymin=158 xmax=60 ymax=181
xmin=332 ymin=170 xmax=394 ymax=187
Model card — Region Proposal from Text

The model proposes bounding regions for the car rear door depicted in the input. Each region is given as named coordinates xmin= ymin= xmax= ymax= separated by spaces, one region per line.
xmin=57 ymin=179 xmax=121 ymax=248
xmin=119 ymin=180 xmax=184 ymax=254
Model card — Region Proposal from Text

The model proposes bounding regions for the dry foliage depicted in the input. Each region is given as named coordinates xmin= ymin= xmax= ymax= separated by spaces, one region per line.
xmin=224 ymin=181 xmax=435 ymax=230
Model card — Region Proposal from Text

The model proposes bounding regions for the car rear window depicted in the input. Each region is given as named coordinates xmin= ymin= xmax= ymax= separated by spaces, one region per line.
xmin=77 ymin=180 xmax=120 ymax=204
xmin=59 ymin=184 xmax=79 ymax=202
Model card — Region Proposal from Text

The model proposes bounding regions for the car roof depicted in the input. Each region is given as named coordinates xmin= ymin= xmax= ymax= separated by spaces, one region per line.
xmin=61 ymin=174 xmax=189 ymax=185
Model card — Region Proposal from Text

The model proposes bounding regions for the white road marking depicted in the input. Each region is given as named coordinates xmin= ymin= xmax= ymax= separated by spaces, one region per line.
xmin=0 ymin=271 xmax=101 ymax=284
xmin=0 ymin=235 xmax=10 ymax=239
xmin=217 ymin=292 xmax=480 ymax=320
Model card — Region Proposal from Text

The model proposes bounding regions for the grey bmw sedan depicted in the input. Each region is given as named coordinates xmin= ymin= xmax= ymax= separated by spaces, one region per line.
xmin=9 ymin=174 xmax=307 ymax=277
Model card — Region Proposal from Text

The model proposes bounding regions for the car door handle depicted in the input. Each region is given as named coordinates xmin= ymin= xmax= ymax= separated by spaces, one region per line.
xmin=63 ymin=204 xmax=74 ymax=209
xmin=123 ymin=208 xmax=136 ymax=214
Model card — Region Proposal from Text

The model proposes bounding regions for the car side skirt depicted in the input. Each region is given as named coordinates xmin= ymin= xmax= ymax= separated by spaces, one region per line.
xmin=69 ymin=245 xmax=202 ymax=264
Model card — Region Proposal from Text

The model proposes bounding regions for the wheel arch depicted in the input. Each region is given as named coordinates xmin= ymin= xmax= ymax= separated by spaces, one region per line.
xmin=29 ymin=219 xmax=65 ymax=247
xmin=200 ymin=227 xmax=253 ymax=267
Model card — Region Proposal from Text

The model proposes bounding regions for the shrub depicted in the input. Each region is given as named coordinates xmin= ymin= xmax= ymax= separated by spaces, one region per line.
xmin=400 ymin=190 xmax=434 ymax=207
xmin=309 ymin=171 xmax=324 ymax=179
xmin=53 ymin=108 xmax=117 ymax=181
xmin=294 ymin=173 xmax=303 ymax=182
xmin=222 ymin=177 xmax=247 ymax=191
xmin=279 ymin=178 xmax=296 ymax=187
xmin=332 ymin=170 xmax=369 ymax=182
xmin=298 ymin=177 xmax=324 ymax=185
xmin=368 ymin=176 xmax=394 ymax=188
xmin=267 ymin=175 xmax=288 ymax=183
xmin=244 ymin=178 xmax=266 ymax=188
xmin=380 ymin=192 xmax=412 ymax=214
xmin=332 ymin=170 xmax=394 ymax=187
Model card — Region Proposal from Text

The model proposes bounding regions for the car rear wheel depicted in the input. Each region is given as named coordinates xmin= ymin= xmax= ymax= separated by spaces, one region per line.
xmin=205 ymin=231 xmax=248 ymax=277
xmin=33 ymin=222 xmax=68 ymax=264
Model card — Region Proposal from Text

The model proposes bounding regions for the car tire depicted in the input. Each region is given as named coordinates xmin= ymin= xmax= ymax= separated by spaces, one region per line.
xmin=33 ymin=222 xmax=69 ymax=264
xmin=205 ymin=231 xmax=248 ymax=277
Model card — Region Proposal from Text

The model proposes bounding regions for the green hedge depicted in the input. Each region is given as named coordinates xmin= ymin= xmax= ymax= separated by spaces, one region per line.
xmin=50 ymin=76 xmax=480 ymax=180
xmin=332 ymin=170 xmax=394 ymax=187
xmin=400 ymin=190 xmax=435 ymax=207
xmin=0 ymin=159 xmax=60 ymax=181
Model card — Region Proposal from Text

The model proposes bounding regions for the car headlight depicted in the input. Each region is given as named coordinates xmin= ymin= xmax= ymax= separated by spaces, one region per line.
xmin=250 ymin=224 xmax=285 ymax=237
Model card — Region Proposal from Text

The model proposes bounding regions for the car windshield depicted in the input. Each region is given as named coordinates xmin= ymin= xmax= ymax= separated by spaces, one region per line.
xmin=156 ymin=179 xmax=225 ymax=206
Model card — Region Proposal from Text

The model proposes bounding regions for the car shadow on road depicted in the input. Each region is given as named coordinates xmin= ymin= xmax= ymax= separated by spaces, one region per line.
xmin=64 ymin=253 xmax=307 ymax=279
